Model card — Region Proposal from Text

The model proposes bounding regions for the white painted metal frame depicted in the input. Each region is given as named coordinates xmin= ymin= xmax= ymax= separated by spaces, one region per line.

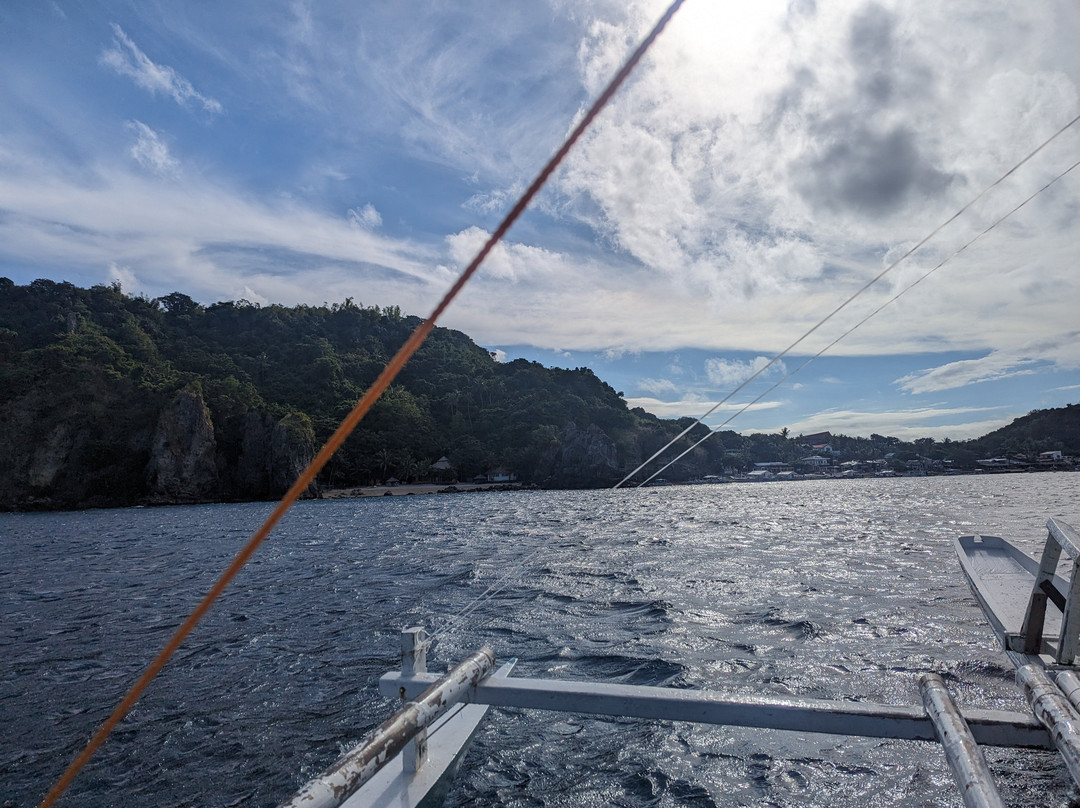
xmin=1017 ymin=664 xmax=1080 ymax=786
xmin=1020 ymin=518 xmax=1080 ymax=663
xmin=282 ymin=618 xmax=1080 ymax=808
xmin=919 ymin=673 xmax=1004 ymax=808
xmin=279 ymin=634 xmax=496 ymax=808
xmin=289 ymin=515 xmax=1080 ymax=808
xmin=378 ymin=669 xmax=1052 ymax=749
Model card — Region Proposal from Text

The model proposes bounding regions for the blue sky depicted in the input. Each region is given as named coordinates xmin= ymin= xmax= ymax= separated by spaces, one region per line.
xmin=2 ymin=1 xmax=1079 ymax=440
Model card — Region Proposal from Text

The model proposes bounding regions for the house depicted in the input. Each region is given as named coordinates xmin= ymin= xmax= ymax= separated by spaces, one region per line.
xmin=976 ymin=457 xmax=1023 ymax=469
xmin=797 ymin=431 xmax=832 ymax=447
xmin=799 ymin=455 xmax=831 ymax=468
xmin=430 ymin=456 xmax=456 ymax=482
xmin=754 ymin=461 xmax=793 ymax=474
xmin=1037 ymin=451 xmax=1073 ymax=468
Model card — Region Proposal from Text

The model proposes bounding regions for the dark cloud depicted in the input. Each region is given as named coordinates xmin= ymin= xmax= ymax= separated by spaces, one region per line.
xmin=849 ymin=3 xmax=896 ymax=104
xmin=798 ymin=123 xmax=954 ymax=216
xmin=773 ymin=3 xmax=954 ymax=217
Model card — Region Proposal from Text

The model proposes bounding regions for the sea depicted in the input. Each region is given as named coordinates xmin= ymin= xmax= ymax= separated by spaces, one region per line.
xmin=3 ymin=473 xmax=1080 ymax=808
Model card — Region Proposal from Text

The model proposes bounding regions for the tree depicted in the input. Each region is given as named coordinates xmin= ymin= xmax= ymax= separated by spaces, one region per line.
xmin=157 ymin=292 xmax=201 ymax=317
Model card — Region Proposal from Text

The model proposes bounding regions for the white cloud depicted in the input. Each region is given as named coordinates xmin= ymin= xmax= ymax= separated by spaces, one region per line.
xmin=624 ymin=395 xmax=781 ymax=421
xmin=636 ymin=377 xmax=677 ymax=395
xmin=551 ymin=0 xmax=1080 ymax=362
xmin=897 ymin=355 xmax=1037 ymax=395
xmin=705 ymin=356 xmax=787 ymax=388
xmin=100 ymin=23 xmax=223 ymax=114
xmin=106 ymin=261 xmax=139 ymax=291
xmin=127 ymin=121 xmax=179 ymax=176
xmin=602 ymin=347 xmax=637 ymax=361
xmin=444 ymin=226 xmax=566 ymax=281
xmin=464 ymin=185 xmax=523 ymax=216
xmin=0 ymin=156 xmax=444 ymax=310
xmin=896 ymin=332 xmax=1080 ymax=394
xmin=348 ymin=204 xmax=382 ymax=229
xmin=779 ymin=405 xmax=1012 ymax=442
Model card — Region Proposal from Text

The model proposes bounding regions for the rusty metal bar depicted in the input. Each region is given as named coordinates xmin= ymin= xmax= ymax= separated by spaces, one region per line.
xmin=919 ymin=674 xmax=1004 ymax=808
xmin=278 ymin=647 xmax=495 ymax=808
xmin=1017 ymin=664 xmax=1080 ymax=787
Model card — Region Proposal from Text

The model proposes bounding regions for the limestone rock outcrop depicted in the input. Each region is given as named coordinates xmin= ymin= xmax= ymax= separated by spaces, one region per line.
xmin=145 ymin=386 xmax=219 ymax=503
xmin=236 ymin=411 xmax=318 ymax=499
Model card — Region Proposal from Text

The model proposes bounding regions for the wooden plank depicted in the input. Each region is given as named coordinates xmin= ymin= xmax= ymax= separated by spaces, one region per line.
xmin=1024 ymin=530 xmax=1064 ymax=654
xmin=1058 ymin=556 xmax=1080 ymax=664
xmin=1042 ymin=580 xmax=1068 ymax=612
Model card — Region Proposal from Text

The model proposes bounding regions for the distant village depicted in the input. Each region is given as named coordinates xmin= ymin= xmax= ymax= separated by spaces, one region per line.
xmin=384 ymin=430 xmax=1078 ymax=492
xmin=651 ymin=431 xmax=1077 ymax=485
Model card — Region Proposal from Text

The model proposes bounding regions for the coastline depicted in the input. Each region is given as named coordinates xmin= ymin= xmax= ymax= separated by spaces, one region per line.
xmin=320 ymin=482 xmax=523 ymax=498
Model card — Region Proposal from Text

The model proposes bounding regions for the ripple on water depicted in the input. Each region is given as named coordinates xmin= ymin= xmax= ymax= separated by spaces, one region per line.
xmin=3 ymin=474 xmax=1079 ymax=806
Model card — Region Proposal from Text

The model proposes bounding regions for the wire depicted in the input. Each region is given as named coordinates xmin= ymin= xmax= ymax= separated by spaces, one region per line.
xmin=36 ymin=3 xmax=688 ymax=806
xmin=613 ymin=111 xmax=1080 ymax=488
xmin=637 ymin=154 xmax=1080 ymax=486
xmin=431 ymin=134 xmax=1080 ymax=643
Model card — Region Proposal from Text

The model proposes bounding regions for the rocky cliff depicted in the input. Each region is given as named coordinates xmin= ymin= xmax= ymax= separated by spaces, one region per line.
xmin=0 ymin=381 xmax=317 ymax=510
xmin=235 ymin=410 xmax=318 ymax=500
xmin=0 ymin=279 xmax=729 ymax=509
xmin=531 ymin=421 xmax=622 ymax=487
xmin=145 ymin=386 xmax=220 ymax=503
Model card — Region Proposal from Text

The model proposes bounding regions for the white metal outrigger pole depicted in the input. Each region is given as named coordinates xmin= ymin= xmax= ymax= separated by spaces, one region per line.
xmin=279 ymin=633 xmax=495 ymax=808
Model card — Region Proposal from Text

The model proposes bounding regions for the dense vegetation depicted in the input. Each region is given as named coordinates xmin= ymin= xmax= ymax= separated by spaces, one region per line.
xmin=0 ymin=279 xmax=730 ymax=507
xmin=1 ymin=278 xmax=1076 ymax=510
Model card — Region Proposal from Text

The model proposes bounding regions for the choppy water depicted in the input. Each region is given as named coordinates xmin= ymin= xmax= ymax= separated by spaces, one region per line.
xmin=3 ymin=474 xmax=1080 ymax=807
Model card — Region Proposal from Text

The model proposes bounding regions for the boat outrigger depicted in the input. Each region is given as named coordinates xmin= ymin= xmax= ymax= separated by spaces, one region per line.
xmin=280 ymin=519 xmax=1080 ymax=808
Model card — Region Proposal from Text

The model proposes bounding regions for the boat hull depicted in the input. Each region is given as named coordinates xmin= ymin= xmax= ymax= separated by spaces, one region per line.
xmin=953 ymin=533 xmax=1067 ymax=668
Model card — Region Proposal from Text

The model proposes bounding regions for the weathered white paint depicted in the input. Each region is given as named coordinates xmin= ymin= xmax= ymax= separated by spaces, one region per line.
xmin=380 ymin=671 xmax=1052 ymax=749
xmin=1018 ymin=664 xmax=1080 ymax=787
xmin=278 ymin=647 xmax=495 ymax=808
xmin=919 ymin=673 xmax=1004 ymax=808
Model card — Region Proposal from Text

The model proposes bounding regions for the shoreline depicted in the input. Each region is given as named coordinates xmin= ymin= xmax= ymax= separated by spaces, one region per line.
xmin=320 ymin=482 xmax=522 ymax=498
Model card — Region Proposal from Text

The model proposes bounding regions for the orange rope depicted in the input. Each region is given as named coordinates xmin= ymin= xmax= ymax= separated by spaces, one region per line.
xmin=37 ymin=3 xmax=686 ymax=805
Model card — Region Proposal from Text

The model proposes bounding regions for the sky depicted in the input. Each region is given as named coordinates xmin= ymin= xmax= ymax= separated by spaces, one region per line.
xmin=2 ymin=0 xmax=1079 ymax=441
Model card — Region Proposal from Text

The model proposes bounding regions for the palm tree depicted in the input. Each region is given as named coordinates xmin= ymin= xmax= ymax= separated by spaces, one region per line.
xmin=376 ymin=448 xmax=394 ymax=482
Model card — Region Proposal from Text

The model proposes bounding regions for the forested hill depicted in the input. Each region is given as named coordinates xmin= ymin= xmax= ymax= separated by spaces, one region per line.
xmin=0 ymin=279 xmax=730 ymax=509
xmin=972 ymin=405 xmax=1080 ymax=456
xmin=2 ymin=279 xmax=1077 ymax=511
